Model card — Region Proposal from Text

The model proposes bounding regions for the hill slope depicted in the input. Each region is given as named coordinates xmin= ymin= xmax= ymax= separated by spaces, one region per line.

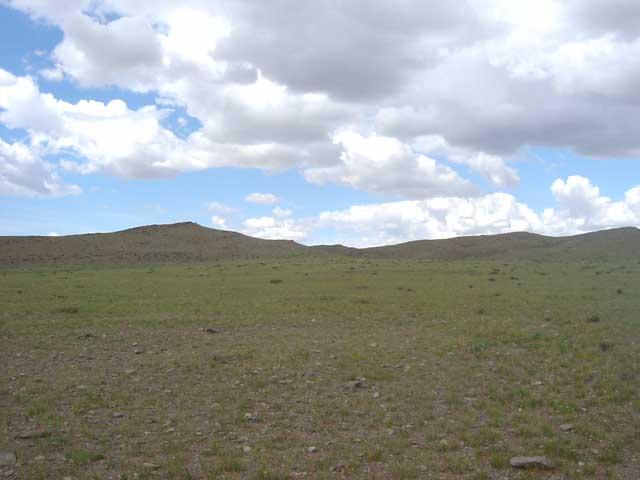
xmin=0 ymin=222 xmax=638 ymax=266
xmin=0 ymin=222 xmax=308 ymax=266
xmin=363 ymin=227 xmax=640 ymax=261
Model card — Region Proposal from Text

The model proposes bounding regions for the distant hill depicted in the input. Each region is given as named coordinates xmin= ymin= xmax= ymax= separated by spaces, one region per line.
xmin=0 ymin=222 xmax=638 ymax=266
xmin=0 ymin=222 xmax=307 ymax=266
xmin=364 ymin=227 xmax=640 ymax=261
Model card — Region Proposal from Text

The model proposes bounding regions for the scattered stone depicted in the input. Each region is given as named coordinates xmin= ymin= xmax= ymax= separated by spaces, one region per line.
xmin=0 ymin=450 xmax=16 ymax=466
xmin=242 ymin=446 xmax=251 ymax=454
xmin=244 ymin=413 xmax=258 ymax=422
xmin=509 ymin=456 xmax=554 ymax=470
xmin=35 ymin=455 xmax=45 ymax=461
xmin=330 ymin=463 xmax=346 ymax=473
xmin=307 ymin=446 xmax=317 ymax=453
xmin=301 ymin=370 xmax=317 ymax=378
xmin=559 ymin=423 xmax=574 ymax=433
xmin=112 ymin=412 xmax=125 ymax=419
xmin=142 ymin=462 xmax=160 ymax=470
xmin=134 ymin=349 xmax=144 ymax=355
xmin=16 ymin=429 xmax=52 ymax=440
xmin=373 ymin=391 xmax=381 ymax=399
xmin=204 ymin=327 xmax=224 ymax=334
xmin=343 ymin=378 xmax=366 ymax=390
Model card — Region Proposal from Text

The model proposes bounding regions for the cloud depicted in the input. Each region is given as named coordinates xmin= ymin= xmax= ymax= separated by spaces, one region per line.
xmin=541 ymin=175 xmax=638 ymax=234
xmin=213 ymin=1 xmax=486 ymax=101
xmin=52 ymin=13 xmax=164 ymax=91
xmin=235 ymin=176 xmax=640 ymax=246
xmin=0 ymin=69 xmax=328 ymax=179
xmin=316 ymin=193 xmax=541 ymax=247
xmin=210 ymin=215 xmax=227 ymax=229
xmin=272 ymin=206 xmax=292 ymax=218
xmin=245 ymin=192 xmax=279 ymax=204
xmin=38 ymin=67 xmax=64 ymax=81
xmin=409 ymin=135 xmax=519 ymax=188
xmin=241 ymin=215 xmax=308 ymax=241
xmin=0 ymin=138 xmax=81 ymax=197
xmin=205 ymin=201 xmax=235 ymax=214
xmin=3 ymin=0 xmax=640 ymax=207
xmin=564 ymin=0 xmax=640 ymax=39
xmin=304 ymin=131 xmax=477 ymax=198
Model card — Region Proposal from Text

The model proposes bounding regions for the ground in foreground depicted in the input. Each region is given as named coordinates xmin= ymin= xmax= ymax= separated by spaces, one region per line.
xmin=1 ymin=258 xmax=639 ymax=479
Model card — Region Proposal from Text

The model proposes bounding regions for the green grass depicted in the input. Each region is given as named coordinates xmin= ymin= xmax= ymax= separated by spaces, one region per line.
xmin=1 ymin=257 xmax=639 ymax=478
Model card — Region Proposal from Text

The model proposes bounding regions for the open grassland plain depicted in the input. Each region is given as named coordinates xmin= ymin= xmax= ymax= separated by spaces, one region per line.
xmin=1 ymin=258 xmax=639 ymax=479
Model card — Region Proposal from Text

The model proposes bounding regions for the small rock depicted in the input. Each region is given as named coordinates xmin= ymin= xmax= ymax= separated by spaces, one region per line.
xmin=373 ymin=391 xmax=381 ymax=399
xmin=343 ymin=378 xmax=366 ymax=390
xmin=124 ymin=369 xmax=136 ymax=375
xmin=35 ymin=455 xmax=45 ymax=461
xmin=559 ymin=423 xmax=574 ymax=432
xmin=510 ymin=456 xmax=554 ymax=470
xmin=112 ymin=412 xmax=125 ymax=419
xmin=204 ymin=327 xmax=224 ymax=334
xmin=242 ymin=446 xmax=251 ymax=454
xmin=244 ymin=413 xmax=257 ymax=422
xmin=134 ymin=349 xmax=144 ymax=355
xmin=301 ymin=370 xmax=317 ymax=378
xmin=16 ymin=429 xmax=52 ymax=439
xmin=142 ymin=462 xmax=160 ymax=470
xmin=0 ymin=450 xmax=17 ymax=466
xmin=307 ymin=446 xmax=317 ymax=453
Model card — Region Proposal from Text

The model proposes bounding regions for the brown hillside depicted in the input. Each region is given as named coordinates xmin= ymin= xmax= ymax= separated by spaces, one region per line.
xmin=0 ymin=222 xmax=307 ymax=266
xmin=361 ymin=227 xmax=640 ymax=261
xmin=0 ymin=223 xmax=638 ymax=266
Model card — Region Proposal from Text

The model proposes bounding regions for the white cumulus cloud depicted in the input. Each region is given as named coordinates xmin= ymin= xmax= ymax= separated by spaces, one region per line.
xmin=242 ymin=216 xmax=308 ymax=241
xmin=245 ymin=192 xmax=279 ymax=204
xmin=0 ymin=138 xmax=80 ymax=197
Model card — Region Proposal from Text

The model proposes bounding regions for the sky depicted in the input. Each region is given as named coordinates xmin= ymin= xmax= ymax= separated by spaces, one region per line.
xmin=1 ymin=0 xmax=639 ymax=247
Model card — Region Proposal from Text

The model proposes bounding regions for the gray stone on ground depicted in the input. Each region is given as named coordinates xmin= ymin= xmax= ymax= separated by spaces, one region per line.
xmin=16 ymin=429 xmax=52 ymax=439
xmin=0 ymin=450 xmax=16 ymax=466
xmin=510 ymin=456 xmax=554 ymax=470
xmin=343 ymin=378 xmax=366 ymax=390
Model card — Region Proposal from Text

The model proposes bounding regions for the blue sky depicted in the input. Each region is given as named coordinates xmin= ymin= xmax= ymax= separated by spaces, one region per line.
xmin=1 ymin=1 xmax=639 ymax=246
